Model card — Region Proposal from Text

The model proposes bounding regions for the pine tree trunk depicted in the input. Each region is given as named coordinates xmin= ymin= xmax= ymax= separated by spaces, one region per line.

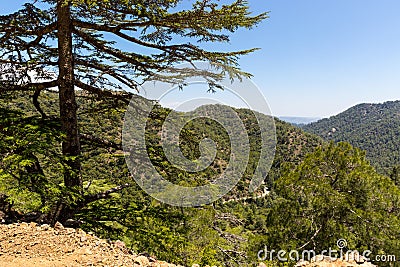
xmin=55 ymin=0 xmax=82 ymax=224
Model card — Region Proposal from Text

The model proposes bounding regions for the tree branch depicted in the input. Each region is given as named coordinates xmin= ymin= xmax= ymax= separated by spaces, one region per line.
xmin=75 ymin=58 xmax=139 ymax=91
xmin=0 ymin=80 xmax=57 ymax=93
xmin=72 ymin=20 xmax=234 ymax=66
xmin=0 ymin=22 xmax=57 ymax=37
xmin=73 ymin=20 xmax=195 ymax=53
xmin=80 ymin=133 xmax=122 ymax=150
xmin=32 ymin=87 xmax=47 ymax=118
xmin=74 ymin=79 xmax=132 ymax=104
xmin=73 ymin=29 xmax=157 ymax=74
xmin=83 ymin=183 xmax=131 ymax=205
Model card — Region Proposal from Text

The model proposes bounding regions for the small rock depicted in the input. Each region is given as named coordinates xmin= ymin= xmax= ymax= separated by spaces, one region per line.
xmin=156 ymin=261 xmax=170 ymax=267
xmin=114 ymin=240 xmax=125 ymax=247
xmin=294 ymin=259 xmax=310 ymax=267
xmin=41 ymin=224 xmax=50 ymax=230
xmin=54 ymin=221 xmax=64 ymax=230
xmin=135 ymin=255 xmax=150 ymax=266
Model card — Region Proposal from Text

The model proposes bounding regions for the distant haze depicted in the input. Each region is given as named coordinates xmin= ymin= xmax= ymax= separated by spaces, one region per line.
xmin=279 ymin=116 xmax=321 ymax=125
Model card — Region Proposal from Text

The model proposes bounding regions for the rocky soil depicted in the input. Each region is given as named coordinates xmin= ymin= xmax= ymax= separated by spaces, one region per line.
xmin=292 ymin=255 xmax=377 ymax=267
xmin=0 ymin=222 xmax=381 ymax=267
xmin=0 ymin=222 xmax=181 ymax=267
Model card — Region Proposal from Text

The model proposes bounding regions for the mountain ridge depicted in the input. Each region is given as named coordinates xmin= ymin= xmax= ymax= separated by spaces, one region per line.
xmin=303 ymin=100 xmax=400 ymax=174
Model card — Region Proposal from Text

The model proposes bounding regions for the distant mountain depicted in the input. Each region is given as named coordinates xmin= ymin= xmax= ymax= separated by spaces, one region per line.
xmin=279 ymin=116 xmax=321 ymax=126
xmin=303 ymin=100 xmax=400 ymax=174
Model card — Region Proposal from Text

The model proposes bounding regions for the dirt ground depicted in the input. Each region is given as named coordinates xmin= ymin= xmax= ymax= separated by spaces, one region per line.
xmin=0 ymin=222 xmax=179 ymax=267
xmin=0 ymin=222 xmax=379 ymax=267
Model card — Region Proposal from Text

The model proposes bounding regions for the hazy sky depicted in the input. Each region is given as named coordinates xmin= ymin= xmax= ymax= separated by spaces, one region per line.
xmin=3 ymin=0 xmax=400 ymax=117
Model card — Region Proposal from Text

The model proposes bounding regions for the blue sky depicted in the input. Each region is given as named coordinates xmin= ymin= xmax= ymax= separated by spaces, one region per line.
xmin=238 ymin=0 xmax=400 ymax=117
xmin=3 ymin=0 xmax=400 ymax=117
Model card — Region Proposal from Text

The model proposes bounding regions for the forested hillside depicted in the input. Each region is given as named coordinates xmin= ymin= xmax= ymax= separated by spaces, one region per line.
xmin=2 ymin=92 xmax=400 ymax=266
xmin=2 ymin=1 xmax=399 ymax=266
xmin=303 ymin=101 xmax=400 ymax=175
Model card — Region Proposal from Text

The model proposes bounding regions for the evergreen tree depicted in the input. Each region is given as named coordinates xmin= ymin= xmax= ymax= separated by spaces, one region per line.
xmin=261 ymin=142 xmax=400 ymax=262
xmin=0 ymin=0 xmax=267 ymax=223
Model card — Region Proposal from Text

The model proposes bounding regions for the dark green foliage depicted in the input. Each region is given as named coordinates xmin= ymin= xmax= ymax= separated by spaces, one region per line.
xmin=390 ymin=165 xmax=400 ymax=187
xmin=2 ymin=92 xmax=400 ymax=266
xmin=0 ymin=0 xmax=268 ymax=94
xmin=4 ymin=1 xmax=399 ymax=266
xmin=0 ymin=92 xmax=323 ymax=265
xmin=249 ymin=142 xmax=400 ymax=266
xmin=303 ymin=101 xmax=400 ymax=175
xmin=0 ymin=104 xmax=63 ymax=213
xmin=0 ymin=0 xmax=268 ymax=224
